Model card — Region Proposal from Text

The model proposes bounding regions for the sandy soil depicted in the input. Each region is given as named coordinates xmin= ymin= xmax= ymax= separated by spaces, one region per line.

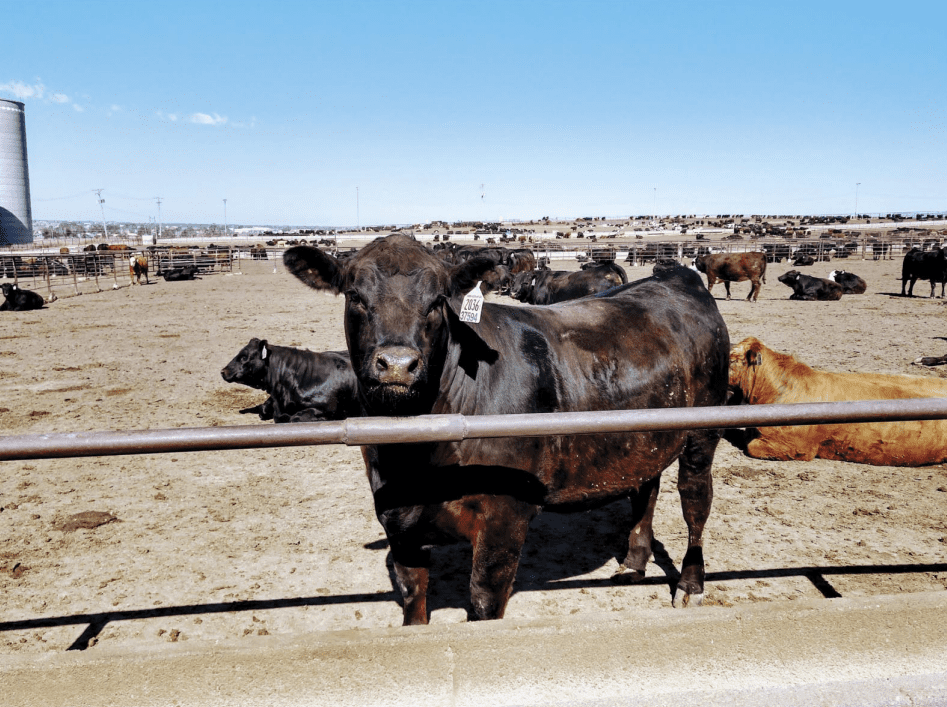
xmin=1 ymin=251 xmax=946 ymax=654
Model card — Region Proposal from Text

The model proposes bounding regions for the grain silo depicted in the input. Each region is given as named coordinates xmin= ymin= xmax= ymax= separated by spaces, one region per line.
xmin=0 ymin=98 xmax=33 ymax=246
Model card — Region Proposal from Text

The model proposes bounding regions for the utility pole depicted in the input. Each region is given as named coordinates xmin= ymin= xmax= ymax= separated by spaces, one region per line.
xmin=93 ymin=189 xmax=109 ymax=239
xmin=223 ymin=198 xmax=228 ymax=239
xmin=155 ymin=197 xmax=162 ymax=242
xmin=855 ymin=182 xmax=861 ymax=219
xmin=356 ymin=187 xmax=359 ymax=231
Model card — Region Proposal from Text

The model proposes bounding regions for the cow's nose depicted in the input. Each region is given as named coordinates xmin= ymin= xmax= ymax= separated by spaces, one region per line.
xmin=373 ymin=347 xmax=421 ymax=386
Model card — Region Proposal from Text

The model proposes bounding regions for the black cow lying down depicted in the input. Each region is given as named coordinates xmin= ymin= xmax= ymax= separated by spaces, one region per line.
xmin=1 ymin=283 xmax=45 ymax=311
xmin=159 ymin=265 xmax=200 ymax=281
xmin=777 ymin=270 xmax=843 ymax=300
xmin=510 ymin=262 xmax=627 ymax=304
xmin=828 ymin=269 xmax=867 ymax=294
xmin=221 ymin=338 xmax=359 ymax=423
xmin=284 ymin=234 xmax=730 ymax=625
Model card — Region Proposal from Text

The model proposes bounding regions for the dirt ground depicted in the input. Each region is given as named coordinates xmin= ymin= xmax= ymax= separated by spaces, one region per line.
xmin=1 ymin=251 xmax=946 ymax=655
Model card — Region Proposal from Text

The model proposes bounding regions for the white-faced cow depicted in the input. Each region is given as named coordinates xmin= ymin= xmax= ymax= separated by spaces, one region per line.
xmin=828 ymin=270 xmax=867 ymax=295
xmin=284 ymin=234 xmax=730 ymax=625
xmin=129 ymin=254 xmax=149 ymax=285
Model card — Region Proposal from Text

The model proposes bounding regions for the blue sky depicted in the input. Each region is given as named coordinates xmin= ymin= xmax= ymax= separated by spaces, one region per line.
xmin=3 ymin=0 xmax=946 ymax=227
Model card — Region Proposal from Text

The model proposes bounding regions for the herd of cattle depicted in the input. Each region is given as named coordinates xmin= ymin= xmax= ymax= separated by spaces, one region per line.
xmin=4 ymin=232 xmax=946 ymax=625
xmin=207 ymin=234 xmax=947 ymax=626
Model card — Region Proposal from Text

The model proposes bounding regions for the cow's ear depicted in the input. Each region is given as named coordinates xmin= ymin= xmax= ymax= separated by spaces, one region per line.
xmin=444 ymin=301 xmax=499 ymax=374
xmin=283 ymin=246 xmax=342 ymax=293
xmin=746 ymin=343 xmax=763 ymax=368
xmin=448 ymin=257 xmax=498 ymax=297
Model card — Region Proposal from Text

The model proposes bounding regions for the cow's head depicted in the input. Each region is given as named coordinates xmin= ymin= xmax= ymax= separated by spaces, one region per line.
xmin=777 ymin=270 xmax=801 ymax=286
xmin=221 ymin=338 xmax=269 ymax=387
xmin=728 ymin=337 xmax=767 ymax=401
xmin=284 ymin=235 xmax=497 ymax=415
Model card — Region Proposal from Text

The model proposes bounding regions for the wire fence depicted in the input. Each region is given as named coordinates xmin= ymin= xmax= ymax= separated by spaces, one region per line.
xmin=0 ymin=247 xmax=239 ymax=299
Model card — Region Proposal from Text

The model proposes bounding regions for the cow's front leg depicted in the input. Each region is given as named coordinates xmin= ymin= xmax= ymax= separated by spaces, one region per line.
xmin=392 ymin=559 xmax=430 ymax=625
xmin=723 ymin=281 xmax=732 ymax=300
xmin=467 ymin=497 xmax=536 ymax=621
xmin=389 ymin=539 xmax=432 ymax=625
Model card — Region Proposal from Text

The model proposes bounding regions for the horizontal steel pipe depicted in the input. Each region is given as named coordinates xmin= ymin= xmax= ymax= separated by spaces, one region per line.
xmin=2 ymin=398 xmax=947 ymax=462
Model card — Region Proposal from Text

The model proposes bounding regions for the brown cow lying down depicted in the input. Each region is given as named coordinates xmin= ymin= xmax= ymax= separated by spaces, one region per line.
xmin=728 ymin=336 xmax=947 ymax=466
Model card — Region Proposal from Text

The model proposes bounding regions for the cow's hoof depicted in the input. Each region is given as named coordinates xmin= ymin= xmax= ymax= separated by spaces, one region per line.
xmin=671 ymin=588 xmax=703 ymax=608
xmin=612 ymin=567 xmax=646 ymax=585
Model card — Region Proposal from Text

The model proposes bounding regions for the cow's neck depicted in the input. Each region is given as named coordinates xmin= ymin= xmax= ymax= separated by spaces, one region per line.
xmin=747 ymin=352 xmax=816 ymax=404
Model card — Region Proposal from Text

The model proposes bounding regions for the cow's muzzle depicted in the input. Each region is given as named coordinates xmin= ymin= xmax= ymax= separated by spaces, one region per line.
xmin=371 ymin=346 xmax=422 ymax=387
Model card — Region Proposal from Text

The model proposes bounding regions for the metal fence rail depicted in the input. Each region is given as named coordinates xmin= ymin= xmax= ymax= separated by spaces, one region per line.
xmin=3 ymin=398 xmax=947 ymax=462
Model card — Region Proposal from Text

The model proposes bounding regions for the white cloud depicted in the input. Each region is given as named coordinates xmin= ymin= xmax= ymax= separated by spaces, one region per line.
xmin=0 ymin=80 xmax=46 ymax=100
xmin=1 ymin=79 xmax=82 ymax=113
xmin=110 ymin=104 xmax=122 ymax=112
xmin=190 ymin=112 xmax=227 ymax=126
xmin=157 ymin=111 xmax=179 ymax=122
xmin=73 ymin=104 xmax=84 ymax=113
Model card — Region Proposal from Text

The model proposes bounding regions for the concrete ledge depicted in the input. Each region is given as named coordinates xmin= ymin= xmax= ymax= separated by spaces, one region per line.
xmin=3 ymin=591 xmax=947 ymax=706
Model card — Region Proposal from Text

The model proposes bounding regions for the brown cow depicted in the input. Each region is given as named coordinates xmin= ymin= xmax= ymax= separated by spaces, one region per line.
xmin=692 ymin=252 xmax=767 ymax=301
xmin=728 ymin=336 xmax=947 ymax=465
xmin=129 ymin=254 xmax=149 ymax=285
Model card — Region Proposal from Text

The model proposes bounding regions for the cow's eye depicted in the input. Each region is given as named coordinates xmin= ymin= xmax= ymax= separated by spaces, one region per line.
xmin=346 ymin=290 xmax=363 ymax=306
xmin=425 ymin=296 xmax=444 ymax=316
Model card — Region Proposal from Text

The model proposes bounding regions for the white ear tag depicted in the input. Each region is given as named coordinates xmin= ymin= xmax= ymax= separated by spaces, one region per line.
xmin=261 ymin=346 xmax=267 ymax=360
xmin=459 ymin=281 xmax=484 ymax=323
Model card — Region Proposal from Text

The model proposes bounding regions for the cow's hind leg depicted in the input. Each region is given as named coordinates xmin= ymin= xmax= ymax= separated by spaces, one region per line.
xmin=673 ymin=430 xmax=719 ymax=608
xmin=618 ymin=474 xmax=660 ymax=582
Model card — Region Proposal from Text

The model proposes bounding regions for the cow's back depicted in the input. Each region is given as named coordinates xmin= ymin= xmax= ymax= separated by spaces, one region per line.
xmin=430 ymin=266 xmax=730 ymax=505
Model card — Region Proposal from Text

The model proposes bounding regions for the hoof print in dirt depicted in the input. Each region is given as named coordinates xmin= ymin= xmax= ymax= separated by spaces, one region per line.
xmin=55 ymin=511 xmax=120 ymax=532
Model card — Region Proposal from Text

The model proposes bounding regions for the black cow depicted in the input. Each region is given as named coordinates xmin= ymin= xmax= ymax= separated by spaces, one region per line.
xmin=828 ymin=270 xmax=867 ymax=294
xmin=777 ymin=270 xmax=843 ymax=300
xmin=220 ymin=339 xmax=358 ymax=423
xmin=510 ymin=262 xmax=626 ymax=304
xmin=284 ymin=235 xmax=729 ymax=625
xmin=0 ymin=283 xmax=45 ymax=311
xmin=791 ymin=254 xmax=815 ymax=267
xmin=159 ymin=265 xmax=200 ymax=281
xmin=900 ymin=247 xmax=947 ymax=298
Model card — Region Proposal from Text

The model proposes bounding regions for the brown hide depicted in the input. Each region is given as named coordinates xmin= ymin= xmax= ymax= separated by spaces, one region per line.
xmin=729 ymin=337 xmax=947 ymax=465
xmin=129 ymin=255 xmax=149 ymax=285
xmin=695 ymin=252 xmax=766 ymax=301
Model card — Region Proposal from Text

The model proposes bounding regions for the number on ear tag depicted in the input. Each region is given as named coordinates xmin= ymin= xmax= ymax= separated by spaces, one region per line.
xmin=459 ymin=282 xmax=484 ymax=323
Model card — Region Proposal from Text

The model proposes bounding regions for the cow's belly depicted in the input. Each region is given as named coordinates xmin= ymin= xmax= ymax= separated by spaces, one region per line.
xmin=817 ymin=420 xmax=947 ymax=466
xmin=449 ymin=429 xmax=687 ymax=507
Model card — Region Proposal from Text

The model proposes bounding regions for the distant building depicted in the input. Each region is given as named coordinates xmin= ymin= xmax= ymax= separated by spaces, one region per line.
xmin=0 ymin=98 xmax=33 ymax=246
